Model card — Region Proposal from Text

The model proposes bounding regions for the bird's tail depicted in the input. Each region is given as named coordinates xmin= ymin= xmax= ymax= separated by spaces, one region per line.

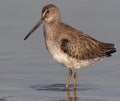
xmin=100 ymin=42 xmax=116 ymax=57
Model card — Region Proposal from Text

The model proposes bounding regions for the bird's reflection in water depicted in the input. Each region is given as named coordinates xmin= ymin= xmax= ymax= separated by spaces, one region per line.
xmin=48 ymin=88 xmax=78 ymax=101
xmin=49 ymin=88 xmax=98 ymax=101
xmin=66 ymin=88 xmax=78 ymax=101
xmin=30 ymin=84 xmax=98 ymax=101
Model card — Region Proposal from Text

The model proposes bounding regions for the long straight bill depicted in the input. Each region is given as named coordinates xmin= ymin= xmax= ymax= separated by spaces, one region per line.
xmin=24 ymin=18 xmax=43 ymax=40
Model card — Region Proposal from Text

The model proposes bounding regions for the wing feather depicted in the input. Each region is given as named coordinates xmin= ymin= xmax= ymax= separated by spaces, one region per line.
xmin=59 ymin=23 xmax=115 ymax=60
xmin=60 ymin=37 xmax=105 ymax=60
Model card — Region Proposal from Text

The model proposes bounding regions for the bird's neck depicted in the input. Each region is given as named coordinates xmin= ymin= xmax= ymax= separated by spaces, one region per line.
xmin=45 ymin=19 xmax=61 ymax=29
xmin=44 ymin=20 xmax=62 ymax=41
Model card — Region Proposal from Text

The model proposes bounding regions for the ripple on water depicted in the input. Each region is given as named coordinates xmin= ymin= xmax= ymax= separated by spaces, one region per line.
xmin=30 ymin=83 xmax=97 ymax=91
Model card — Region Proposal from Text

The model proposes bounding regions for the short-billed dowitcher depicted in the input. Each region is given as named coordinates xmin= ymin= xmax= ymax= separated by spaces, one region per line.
xmin=24 ymin=4 xmax=116 ymax=89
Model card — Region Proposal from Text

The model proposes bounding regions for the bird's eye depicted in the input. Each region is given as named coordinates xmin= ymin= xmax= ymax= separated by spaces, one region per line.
xmin=46 ymin=10 xmax=49 ymax=14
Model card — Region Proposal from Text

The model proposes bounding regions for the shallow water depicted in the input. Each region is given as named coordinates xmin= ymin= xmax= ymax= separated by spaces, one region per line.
xmin=0 ymin=0 xmax=120 ymax=101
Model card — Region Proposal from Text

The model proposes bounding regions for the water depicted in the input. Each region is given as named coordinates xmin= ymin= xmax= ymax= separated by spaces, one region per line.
xmin=0 ymin=0 xmax=120 ymax=101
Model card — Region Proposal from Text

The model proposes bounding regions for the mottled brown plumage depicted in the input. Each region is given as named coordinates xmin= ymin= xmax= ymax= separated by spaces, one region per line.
xmin=24 ymin=4 xmax=116 ymax=89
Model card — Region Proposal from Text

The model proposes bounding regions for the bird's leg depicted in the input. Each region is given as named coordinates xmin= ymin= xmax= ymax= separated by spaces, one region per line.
xmin=73 ymin=68 xmax=78 ymax=89
xmin=66 ymin=68 xmax=72 ymax=89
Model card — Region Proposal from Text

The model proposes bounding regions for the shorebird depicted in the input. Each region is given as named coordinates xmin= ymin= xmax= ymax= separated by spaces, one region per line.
xmin=24 ymin=4 xmax=116 ymax=89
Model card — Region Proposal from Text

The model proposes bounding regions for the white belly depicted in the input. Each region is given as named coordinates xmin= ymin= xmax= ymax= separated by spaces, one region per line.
xmin=46 ymin=40 xmax=73 ymax=68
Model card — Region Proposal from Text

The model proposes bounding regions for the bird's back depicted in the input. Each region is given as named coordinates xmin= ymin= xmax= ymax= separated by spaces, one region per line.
xmin=58 ymin=23 xmax=116 ymax=60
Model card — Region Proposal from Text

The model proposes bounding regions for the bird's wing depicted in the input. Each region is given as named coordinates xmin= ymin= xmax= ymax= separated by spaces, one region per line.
xmin=59 ymin=23 xmax=116 ymax=60
xmin=60 ymin=36 xmax=105 ymax=60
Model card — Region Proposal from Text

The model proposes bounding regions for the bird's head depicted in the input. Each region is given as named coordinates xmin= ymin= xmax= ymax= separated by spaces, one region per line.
xmin=24 ymin=4 xmax=60 ymax=40
xmin=42 ymin=4 xmax=61 ymax=23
